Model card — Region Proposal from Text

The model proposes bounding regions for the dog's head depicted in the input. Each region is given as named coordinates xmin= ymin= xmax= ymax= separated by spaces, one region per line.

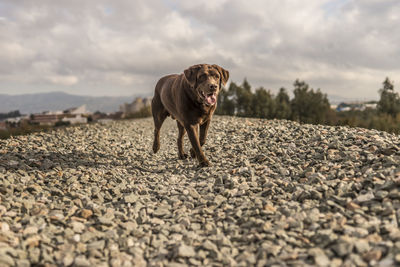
xmin=184 ymin=64 xmax=229 ymax=106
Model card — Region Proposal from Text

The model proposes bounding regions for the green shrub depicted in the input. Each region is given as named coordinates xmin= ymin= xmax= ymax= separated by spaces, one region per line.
xmin=124 ymin=106 xmax=152 ymax=119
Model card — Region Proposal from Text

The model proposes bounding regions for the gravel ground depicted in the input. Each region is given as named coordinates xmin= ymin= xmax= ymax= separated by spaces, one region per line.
xmin=0 ymin=116 xmax=400 ymax=267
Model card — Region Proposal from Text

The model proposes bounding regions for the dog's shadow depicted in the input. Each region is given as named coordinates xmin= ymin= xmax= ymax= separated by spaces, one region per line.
xmin=0 ymin=146 xmax=203 ymax=176
xmin=0 ymin=149 xmax=118 ymax=172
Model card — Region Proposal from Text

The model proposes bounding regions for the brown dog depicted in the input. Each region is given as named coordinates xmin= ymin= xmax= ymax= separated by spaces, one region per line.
xmin=151 ymin=64 xmax=229 ymax=167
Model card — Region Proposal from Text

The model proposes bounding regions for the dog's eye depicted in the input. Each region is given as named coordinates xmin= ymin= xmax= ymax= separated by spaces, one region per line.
xmin=199 ymin=74 xmax=207 ymax=80
xmin=214 ymin=74 xmax=220 ymax=79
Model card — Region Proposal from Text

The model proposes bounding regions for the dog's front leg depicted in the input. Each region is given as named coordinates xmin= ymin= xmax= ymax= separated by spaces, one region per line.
xmin=185 ymin=124 xmax=211 ymax=167
xmin=199 ymin=120 xmax=210 ymax=146
xmin=190 ymin=120 xmax=210 ymax=158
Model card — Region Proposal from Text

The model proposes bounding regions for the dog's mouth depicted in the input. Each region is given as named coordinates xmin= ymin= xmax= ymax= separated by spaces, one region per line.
xmin=201 ymin=91 xmax=217 ymax=106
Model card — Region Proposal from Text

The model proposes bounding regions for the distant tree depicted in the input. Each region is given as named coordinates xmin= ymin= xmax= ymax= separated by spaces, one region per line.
xmin=236 ymin=79 xmax=254 ymax=117
xmin=251 ymin=87 xmax=276 ymax=118
xmin=290 ymin=79 xmax=331 ymax=124
xmin=216 ymin=88 xmax=228 ymax=115
xmin=290 ymin=80 xmax=310 ymax=122
xmin=0 ymin=110 xmax=21 ymax=120
xmin=216 ymin=83 xmax=236 ymax=115
xmin=242 ymin=78 xmax=251 ymax=92
xmin=274 ymin=88 xmax=291 ymax=119
xmin=377 ymin=77 xmax=400 ymax=117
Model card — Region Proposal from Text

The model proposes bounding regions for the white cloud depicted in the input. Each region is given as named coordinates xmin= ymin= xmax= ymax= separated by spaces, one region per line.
xmin=46 ymin=75 xmax=78 ymax=86
xmin=0 ymin=0 xmax=399 ymax=99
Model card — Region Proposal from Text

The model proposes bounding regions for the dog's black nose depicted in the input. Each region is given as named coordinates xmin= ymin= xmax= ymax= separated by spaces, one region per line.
xmin=209 ymin=84 xmax=217 ymax=92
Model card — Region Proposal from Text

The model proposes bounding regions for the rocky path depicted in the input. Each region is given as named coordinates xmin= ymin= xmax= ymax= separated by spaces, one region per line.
xmin=0 ymin=116 xmax=399 ymax=266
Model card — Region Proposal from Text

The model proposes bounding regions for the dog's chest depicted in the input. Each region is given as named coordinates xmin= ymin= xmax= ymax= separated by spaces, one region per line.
xmin=197 ymin=107 xmax=214 ymax=124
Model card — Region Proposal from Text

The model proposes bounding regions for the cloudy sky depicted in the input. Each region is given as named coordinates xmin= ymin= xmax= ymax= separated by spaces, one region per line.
xmin=0 ymin=0 xmax=399 ymax=100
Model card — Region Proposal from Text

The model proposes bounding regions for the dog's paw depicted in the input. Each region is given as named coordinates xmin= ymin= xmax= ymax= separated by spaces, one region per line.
xmin=199 ymin=159 xmax=212 ymax=167
xmin=178 ymin=153 xmax=188 ymax=160
xmin=153 ymin=142 xmax=160 ymax=154
xmin=190 ymin=148 xmax=196 ymax=158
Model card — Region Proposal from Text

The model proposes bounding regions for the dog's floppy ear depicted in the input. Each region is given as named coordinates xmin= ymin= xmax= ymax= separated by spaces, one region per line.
xmin=212 ymin=64 xmax=229 ymax=86
xmin=184 ymin=65 xmax=202 ymax=87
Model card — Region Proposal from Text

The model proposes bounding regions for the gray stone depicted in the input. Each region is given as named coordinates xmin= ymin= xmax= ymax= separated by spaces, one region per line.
xmin=309 ymin=248 xmax=330 ymax=266
xmin=331 ymin=240 xmax=354 ymax=257
xmin=88 ymin=240 xmax=106 ymax=250
xmin=1 ymin=115 xmax=400 ymax=266
xmin=355 ymin=192 xmax=375 ymax=203
xmin=63 ymin=253 xmax=75 ymax=266
xmin=97 ymin=216 xmax=113 ymax=225
xmin=124 ymin=194 xmax=138 ymax=204
xmin=0 ymin=253 xmax=15 ymax=266
xmin=153 ymin=206 xmax=170 ymax=217
xmin=15 ymin=259 xmax=30 ymax=267
xmin=354 ymin=239 xmax=370 ymax=253
xmin=71 ymin=221 xmax=85 ymax=233
xmin=177 ymin=244 xmax=196 ymax=258
xmin=202 ymin=240 xmax=220 ymax=259
xmin=74 ymin=255 xmax=91 ymax=266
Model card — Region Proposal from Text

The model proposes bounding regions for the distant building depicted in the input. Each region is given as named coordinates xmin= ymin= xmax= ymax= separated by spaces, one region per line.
xmin=30 ymin=114 xmax=60 ymax=125
xmin=61 ymin=105 xmax=89 ymax=124
xmin=61 ymin=114 xmax=87 ymax=124
xmin=63 ymin=105 xmax=89 ymax=115
xmin=336 ymin=101 xmax=377 ymax=112
xmin=365 ymin=103 xmax=377 ymax=109
xmin=120 ymin=97 xmax=152 ymax=118
xmin=41 ymin=110 xmax=64 ymax=115
xmin=336 ymin=104 xmax=352 ymax=112
xmin=30 ymin=105 xmax=90 ymax=125
xmin=0 ymin=121 xmax=6 ymax=130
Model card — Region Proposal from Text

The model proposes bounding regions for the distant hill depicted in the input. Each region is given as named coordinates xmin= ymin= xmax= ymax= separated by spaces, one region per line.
xmin=327 ymin=94 xmax=377 ymax=105
xmin=0 ymin=92 xmax=146 ymax=114
xmin=0 ymin=91 xmax=374 ymax=115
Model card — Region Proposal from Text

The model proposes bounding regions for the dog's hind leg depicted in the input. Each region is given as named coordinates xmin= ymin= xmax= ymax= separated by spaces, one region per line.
xmin=152 ymin=95 xmax=168 ymax=154
xmin=177 ymin=121 xmax=188 ymax=159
